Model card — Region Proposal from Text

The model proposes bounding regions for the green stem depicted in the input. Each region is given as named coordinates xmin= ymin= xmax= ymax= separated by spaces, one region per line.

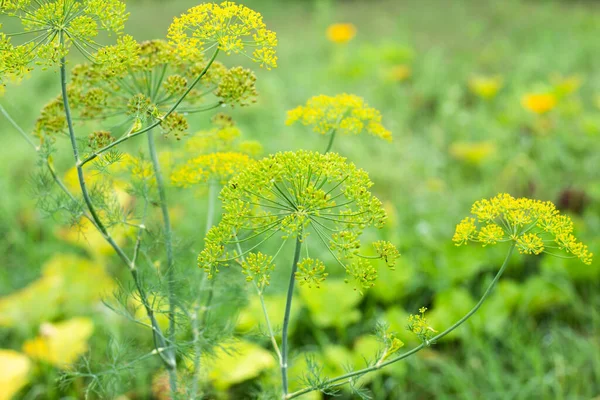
xmin=0 ymin=103 xmax=38 ymax=150
xmin=57 ymin=30 xmax=176 ymax=382
xmin=324 ymin=129 xmax=337 ymax=153
xmin=285 ymin=244 xmax=516 ymax=399
xmin=281 ymin=234 xmax=303 ymax=397
xmin=191 ymin=180 xmax=220 ymax=398
xmin=79 ymin=48 xmax=220 ymax=167
xmin=146 ymin=128 xmax=178 ymax=393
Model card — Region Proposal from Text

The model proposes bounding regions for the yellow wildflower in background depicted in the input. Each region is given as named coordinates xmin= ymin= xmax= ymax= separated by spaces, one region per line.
xmin=286 ymin=93 xmax=392 ymax=141
xmin=23 ymin=318 xmax=94 ymax=368
xmin=521 ymin=93 xmax=557 ymax=114
xmin=386 ymin=64 xmax=412 ymax=82
xmin=326 ymin=23 xmax=356 ymax=44
xmin=0 ymin=350 xmax=31 ymax=400
xmin=551 ymin=74 xmax=582 ymax=97
xmin=453 ymin=193 xmax=593 ymax=264
xmin=171 ymin=152 xmax=252 ymax=187
xmin=449 ymin=141 xmax=496 ymax=165
xmin=468 ymin=75 xmax=503 ymax=99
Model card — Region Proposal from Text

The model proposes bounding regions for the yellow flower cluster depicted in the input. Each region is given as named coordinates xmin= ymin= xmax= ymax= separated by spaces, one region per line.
xmin=296 ymin=258 xmax=329 ymax=289
xmin=167 ymin=1 xmax=278 ymax=69
xmin=171 ymin=152 xmax=253 ymax=187
xmin=0 ymin=0 xmax=128 ymax=87
xmin=449 ymin=141 xmax=496 ymax=165
xmin=286 ymin=93 xmax=392 ymax=141
xmin=468 ymin=75 xmax=503 ymax=99
xmin=23 ymin=317 xmax=94 ymax=368
xmin=241 ymin=252 xmax=274 ymax=292
xmin=522 ymin=93 xmax=557 ymax=114
xmin=0 ymin=350 xmax=31 ymax=400
xmin=326 ymin=23 xmax=356 ymax=44
xmin=407 ymin=307 xmax=437 ymax=343
xmin=453 ymin=193 xmax=593 ymax=264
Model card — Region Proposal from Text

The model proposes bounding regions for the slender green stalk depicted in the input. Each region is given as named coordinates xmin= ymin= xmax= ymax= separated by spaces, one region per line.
xmin=281 ymin=234 xmax=303 ymax=397
xmin=79 ymin=48 xmax=220 ymax=167
xmin=324 ymin=129 xmax=337 ymax=153
xmin=146 ymin=128 xmax=178 ymax=393
xmin=191 ymin=180 xmax=220 ymax=398
xmin=0 ymin=103 xmax=38 ymax=150
xmin=285 ymin=244 xmax=516 ymax=399
xmin=56 ymin=31 xmax=177 ymax=385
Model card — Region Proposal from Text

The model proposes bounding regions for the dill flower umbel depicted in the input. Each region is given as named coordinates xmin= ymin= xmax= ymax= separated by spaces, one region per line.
xmin=0 ymin=0 xmax=128 ymax=87
xmin=286 ymin=93 xmax=392 ymax=142
xmin=167 ymin=1 xmax=278 ymax=69
xmin=407 ymin=307 xmax=437 ymax=343
xmin=521 ymin=93 xmax=557 ymax=114
xmin=198 ymin=150 xmax=399 ymax=290
xmin=34 ymin=38 xmax=259 ymax=144
xmin=326 ymin=23 xmax=356 ymax=44
xmin=453 ymin=193 xmax=593 ymax=264
xmin=171 ymin=114 xmax=261 ymax=187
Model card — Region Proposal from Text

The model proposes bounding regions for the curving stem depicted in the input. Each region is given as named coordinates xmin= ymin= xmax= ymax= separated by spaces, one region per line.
xmin=285 ymin=243 xmax=516 ymax=399
xmin=146 ymin=127 xmax=178 ymax=392
xmin=58 ymin=31 xmax=177 ymax=392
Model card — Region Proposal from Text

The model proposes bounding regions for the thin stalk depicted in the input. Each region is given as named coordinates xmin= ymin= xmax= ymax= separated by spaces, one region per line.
xmin=0 ymin=104 xmax=38 ymax=150
xmin=80 ymin=48 xmax=220 ymax=167
xmin=324 ymin=129 xmax=337 ymax=153
xmin=56 ymin=31 xmax=177 ymax=385
xmin=281 ymin=234 xmax=303 ymax=397
xmin=191 ymin=180 xmax=220 ymax=399
xmin=146 ymin=128 xmax=178 ymax=393
xmin=285 ymin=244 xmax=516 ymax=399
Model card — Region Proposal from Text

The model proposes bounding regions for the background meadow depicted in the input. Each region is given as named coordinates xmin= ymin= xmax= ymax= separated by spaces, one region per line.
xmin=1 ymin=0 xmax=599 ymax=398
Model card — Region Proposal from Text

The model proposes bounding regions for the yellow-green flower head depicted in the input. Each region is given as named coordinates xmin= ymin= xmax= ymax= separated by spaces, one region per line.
xmin=407 ymin=307 xmax=436 ymax=344
xmin=286 ymin=93 xmax=392 ymax=142
xmin=197 ymin=150 xmax=399 ymax=291
xmin=171 ymin=151 xmax=252 ymax=187
xmin=453 ymin=193 xmax=593 ymax=265
xmin=0 ymin=0 xmax=128 ymax=86
xmin=468 ymin=75 xmax=503 ymax=100
xmin=167 ymin=1 xmax=278 ymax=69
xmin=62 ymin=39 xmax=258 ymax=142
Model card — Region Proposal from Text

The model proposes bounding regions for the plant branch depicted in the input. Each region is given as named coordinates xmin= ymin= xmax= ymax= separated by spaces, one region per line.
xmin=285 ymin=243 xmax=516 ymax=399
xmin=281 ymin=234 xmax=303 ymax=397
xmin=79 ymin=48 xmax=220 ymax=167
xmin=57 ymin=31 xmax=176 ymax=381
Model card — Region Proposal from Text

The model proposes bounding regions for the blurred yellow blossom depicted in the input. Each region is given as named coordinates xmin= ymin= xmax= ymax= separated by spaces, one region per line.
xmin=23 ymin=317 xmax=94 ymax=368
xmin=171 ymin=152 xmax=253 ymax=187
xmin=326 ymin=23 xmax=356 ymax=44
xmin=0 ymin=350 xmax=31 ymax=400
xmin=468 ymin=75 xmax=503 ymax=99
xmin=57 ymin=217 xmax=134 ymax=259
xmin=286 ymin=93 xmax=392 ymax=141
xmin=205 ymin=340 xmax=276 ymax=390
xmin=551 ymin=74 xmax=582 ymax=97
xmin=0 ymin=275 xmax=62 ymax=328
xmin=449 ymin=141 xmax=496 ymax=165
xmin=521 ymin=93 xmax=557 ymax=114
xmin=386 ymin=64 xmax=412 ymax=82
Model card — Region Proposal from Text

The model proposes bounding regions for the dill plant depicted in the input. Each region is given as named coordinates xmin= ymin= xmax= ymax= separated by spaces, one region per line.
xmin=0 ymin=1 xmax=594 ymax=399
xmin=1 ymin=0 xmax=276 ymax=397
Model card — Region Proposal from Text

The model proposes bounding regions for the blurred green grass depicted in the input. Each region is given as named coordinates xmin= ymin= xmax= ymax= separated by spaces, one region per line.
xmin=1 ymin=0 xmax=599 ymax=398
